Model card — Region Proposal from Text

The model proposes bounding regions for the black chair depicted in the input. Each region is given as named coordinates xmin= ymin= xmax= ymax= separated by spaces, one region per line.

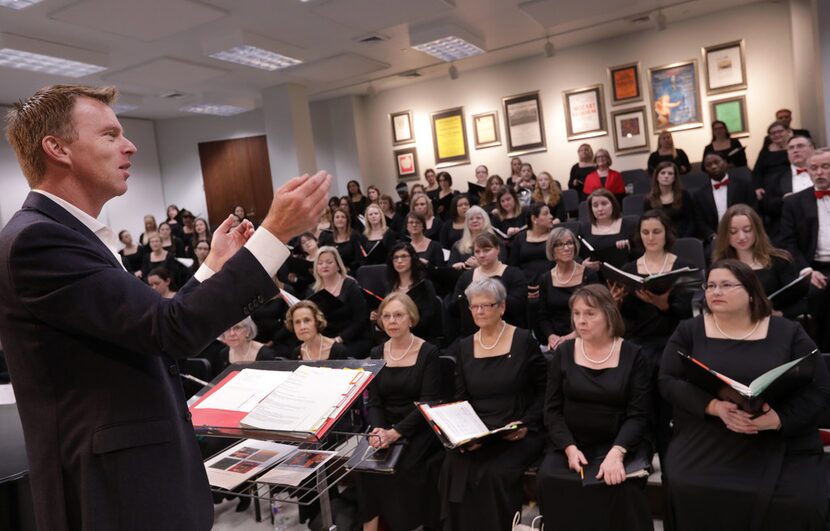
xmin=689 ymin=161 xmax=702 ymax=173
xmin=622 ymin=169 xmax=650 ymax=194
xmin=578 ymin=201 xmax=589 ymax=222
xmin=729 ymin=165 xmax=752 ymax=183
xmin=622 ymin=194 xmax=646 ymax=217
xmin=681 ymin=172 xmax=710 ymax=191
xmin=438 ymin=355 xmax=456 ymax=400
xmin=559 ymin=221 xmax=580 ymax=237
xmin=671 ymin=238 xmax=706 ymax=270
xmin=561 ymin=189 xmax=579 ymax=220
xmin=816 ymin=354 xmax=830 ymax=428
xmin=355 ymin=264 xmax=389 ymax=296
xmin=181 ymin=357 xmax=212 ymax=398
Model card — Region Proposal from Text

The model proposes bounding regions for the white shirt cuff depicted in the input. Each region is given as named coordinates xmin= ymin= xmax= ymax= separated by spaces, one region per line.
xmin=193 ymin=263 xmax=216 ymax=282
xmin=244 ymin=227 xmax=291 ymax=277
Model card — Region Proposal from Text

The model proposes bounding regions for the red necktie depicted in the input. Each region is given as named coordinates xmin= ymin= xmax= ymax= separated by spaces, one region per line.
xmin=713 ymin=179 xmax=729 ymax=190
xmin=796 ymin=168 xmax=809 ymax=175
xmin=816 ymin=190 xmax=830 ymax=199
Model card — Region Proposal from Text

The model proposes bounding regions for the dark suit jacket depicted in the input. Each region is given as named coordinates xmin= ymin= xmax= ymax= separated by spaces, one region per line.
xmin=761 ymin=165 xmax=795 ymax=222
xmin=691 ymin=172 xmax=757 ymax=241
xmin=778 ymin=187 xmax=819 ymax=270
xmin=0 ymin=192 xmax=279 ymax=531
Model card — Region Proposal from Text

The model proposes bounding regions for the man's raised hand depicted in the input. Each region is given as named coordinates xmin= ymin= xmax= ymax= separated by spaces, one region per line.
xmin=262 ymin=171 xmax=333 ymax=243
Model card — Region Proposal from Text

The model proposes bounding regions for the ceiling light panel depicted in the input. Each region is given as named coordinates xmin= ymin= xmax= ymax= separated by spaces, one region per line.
xmin=210 ymin=45 xmax=301 ymax=71
xmin=179 ymin=104 xmax=249 ymax=116
xmin=412 ymin=36 xmax=483 ymax=62
xmin=0 ymin=33 xmax=107 ymax=77
xmin=204 ymin=31 xmax=304 ymax=72
xmin=0 ymin=0 xmax=44 ymax=9
xmin=409 ymin=22 xmax=485 ymax=62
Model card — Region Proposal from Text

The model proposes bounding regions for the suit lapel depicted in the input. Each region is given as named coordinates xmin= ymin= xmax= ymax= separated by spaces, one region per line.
xmin=22 ymin=192 xmax=123 ymax=269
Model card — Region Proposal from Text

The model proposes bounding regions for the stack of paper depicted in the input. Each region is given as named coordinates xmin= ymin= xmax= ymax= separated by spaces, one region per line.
xmin=204 ymin=439 xmax=295 ymax=490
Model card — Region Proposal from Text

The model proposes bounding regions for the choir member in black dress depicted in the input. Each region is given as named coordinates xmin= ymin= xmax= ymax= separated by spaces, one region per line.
xmin=379 ymin=194 xmax=403 ymax=236
xmin=448 ymin=206 xmax=502 ymax=270
xmin=647 ymin=131 xmax=691 ymax=174
xmin=433 ymin=172 xmax=458 ymax=222
xmin=711 ymin=205 xmax=800 ymax=315
xmin=508 ymin=202 xmax=554 ymax=283
xmin=449 ymin=233 xmax=527 ymax=337
xmin=190 ymin=217 xmax=211 ymax=254
xmin=319 ymin=207 xmax=361 ymax=274
xmin=659 ymin=259 xmax=830 ymax=531
xmin=246 ymin=275 xmax=297 ymax=359
xmin=569 ymin=143 xmax=596 ymax=202
xmin=702 ymin=120 xmax=747 ymax=168
xmin=285 ymin=301 xmax=348 ymax=361
xmin=440 ymin=194 xmax=469 ymax=250
xmin=405 ymin=212 xmax=445 ymax=268
xmin=164 ymin=204 xmax=184 ymax=239
xmin=359 ymin=204 xmax=396 ymax=265
xmin=158 ymin=221 xmax=186 ymax=257
xmin=394 ymin=183 xmax=410 ymax=218
xmin=357 ymin=293 xmax=444 ymax=531
xmin=643 ymin=161 xmax=695 ymax=238
xmin=531 ymin=171 xmax=567 ymax=222
xmin=215 ymin=317 xmax=278 ymax=374
xmin=382 ymin=243 xmax=439 ymax=342
xmin=508 ymin=156 xmax=522 ymax=188
xmin=147 ymin=267 xmax=176 ymax=299
xmin=366 ymin=185 xmax=381 ymax=206
xmin=491 ymin=186 xmax=526 ymax=241
xmin=140 ymin=232 xmax=178 ymax=280
xmin=410 ymin=193 xmax=443 ymax=241
xmin=424 ymin=168 xmax=439 ymax=197
xmin=752 ymin=121 xmax=792 ymax=199
xmin=118 ymin=230 xmax=144 ymax=276
xmin=440 ymin=278 xmax=547 ymax=531
xmin=139 ymin=214 xmax=157 ymax=247
xmin=537 ymin=284 xmax=654 ymax=531
xmin=178 ymin=209 xmax=196 ymax=256
xmin=347 ymin=180 xmax=369 ymax=217
xmin=480 ymin=175 xmax=505 ymax=215
xmin=537 ymin=228 xmax=598 ymax=350
xmin=311 ymin=246 xmax=372 ymax=358
xmin=515 ymin=163 xmax=536 ymax=206
xmin=470 ymin=165 xmax=489 ymax=205
xmin=189 ymin=240 xmax=210 ymax=278
xmin=579 ymin=189 xmax=637 ymax=271
xmin=281 ymin=232 xmax=318 ymax=297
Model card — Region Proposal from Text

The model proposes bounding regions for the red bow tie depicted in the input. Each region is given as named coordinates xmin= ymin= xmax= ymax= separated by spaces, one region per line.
xmin=796 ymin=168 xmax=809 ymax=175
xmin=713 ymin=179 xmax=729 ymax=190
xmin=816 ymin=190 xmax=830 ymax=199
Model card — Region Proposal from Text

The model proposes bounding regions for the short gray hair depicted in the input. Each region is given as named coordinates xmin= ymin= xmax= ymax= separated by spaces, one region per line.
xmin=546 ymin=227 xmax=579 ymax=261
xmin=464 ymin=277 xmax=506 ymax=304
xmin=227 ymin=316 xmax=257 ymax=340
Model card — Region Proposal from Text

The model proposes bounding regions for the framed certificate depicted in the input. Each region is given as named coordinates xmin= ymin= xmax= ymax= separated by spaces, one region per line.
xmin=562 ymin=84 xmax=607 ymax=140
xmin=472 ymin=111 xmax=501 ymax=149
xmin=703 ymin=40 xmax=747 ymax=95
xmin=390 ymin=110 xmax=415 ymax=145
xmin=502 ymin=91 xmax=546 ymax=155
xmin=430 ymin=107 xmax=470 ymax=167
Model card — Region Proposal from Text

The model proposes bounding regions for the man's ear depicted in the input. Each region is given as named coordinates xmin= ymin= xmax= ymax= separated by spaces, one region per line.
xmin=41 ymin=135 xmax=71 ymax=166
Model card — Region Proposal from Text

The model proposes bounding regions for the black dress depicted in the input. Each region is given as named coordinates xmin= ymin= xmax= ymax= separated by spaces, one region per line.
xmin=317 ymin=277 xmax=372 ymax=358
xmin=288 ymin=341 xmax=349 ymax=361
xmin=433 ymin=191 xmax=457 ymax=222
xmin=536 ymin=268 xmax=599 ymax=342
xmin=319 ymin=230 xmax=362 ymax=274
xmin=577 ymin=217 xmax=639 ymax=269
xmin=422 ymin=217 xmax=444 ymax=242
xmin=752 ymin=148 xmax=789 ymax=189
xmin=647 ymin=149 xmax=691 ymax=174
xmin=140 ymin=252 xmax=178 ymax=280
xmin=507 ymin=232 xmax=552 ymax=284
xmin=440 ymin=329 xmax=547 ymax=531
xmin=659 ymin=316 xmax=830 ymax=531
xmin=358 ymin=231 xmax=396 ymax=267
xmin=537 ymin=340 xmax=654 ymax=531
xmin=754 ymin=256 xmax=803 ymax=318
xmin=119 ymin=247 xmax=144 ymax=274
xmin=703 ymin=139 xmax=747 ymax=168
xmin=356 ymin=343 xmax=444 ymax=531
xmin=213 ymin=344 xmax=278 ymax=374
xmin=491 ymin=213 xmax=527 ymax=242
xmin=448 ymin=267 xmax=528 ymax=337
xmin=414 ymin=239 xmax=446 ymax=268
xmin=641 ymin=190 xmax=696 ymax=238
xmin=250 ymin=296 xmax=298 ymax=359
xmin=569 ymin=164 xmax=596 ymax=202
xmin=440 ymin=222 xmax=464 ymax=251
xmin=162 ymin=236 xmax=186 ymax=258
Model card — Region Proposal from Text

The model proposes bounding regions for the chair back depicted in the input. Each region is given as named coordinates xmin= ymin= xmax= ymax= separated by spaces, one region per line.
xmin=622 ymin=194 xmax=646 ymax=217
xmin=355 ymin=264 xmax=389 ymax=296
xmin=671 ymin=238 xmax=706 ymax=270
xmin=438 ymin=355 xmax=456 ymax=401
xmin=681 ymin=172 xmax=710 ymax=192
xmin=561 ymin=189 xmax=579 ymax=219
xmin=578 ymin=201 xmax=589 ymax=222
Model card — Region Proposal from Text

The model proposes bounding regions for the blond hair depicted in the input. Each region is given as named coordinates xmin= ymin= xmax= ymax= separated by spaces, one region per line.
xmin=5 ymin=84 xmax=118 ymax=187
xmin=312 ymin=246 xmax=348 ymax=292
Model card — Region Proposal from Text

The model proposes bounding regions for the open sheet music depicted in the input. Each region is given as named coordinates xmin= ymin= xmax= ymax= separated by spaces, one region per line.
xmin=417 ymin=401 xmax=522 ymax=448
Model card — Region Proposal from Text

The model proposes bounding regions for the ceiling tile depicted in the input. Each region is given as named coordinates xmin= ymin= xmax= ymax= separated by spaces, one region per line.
xmin=311 ymin=0 xmax=455 ymax=32
xmin=49 ymin=0 xmax=227 ymax=42
xmin=102 ymin=57 xmax=227 ymax=91
xmin=287 ymin=52 xmax=389 ymax=82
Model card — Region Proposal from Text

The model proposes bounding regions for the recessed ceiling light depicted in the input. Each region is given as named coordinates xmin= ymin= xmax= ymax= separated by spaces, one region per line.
xmin=0 ymin=0 xmax=44 ymax=10
xmin=0 ymin=33 xmax=107 ymax=77
xmin=204 ymin=31 xmax=303 ymax=71
xmin=112 ymin=103 xmax=140 ymax=115
xmin=410 ymin=22 xmax=485 ymax=62
xmin=179 ymin=103 xmax=250 ymax=117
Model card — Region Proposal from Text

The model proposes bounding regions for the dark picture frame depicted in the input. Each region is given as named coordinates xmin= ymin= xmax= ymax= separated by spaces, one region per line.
xmin=472 ymin=111 xmax=501 ymax=149
xmin=502 ymin=91 xmax=547 ymax=156
xmin=393 ymin=147 xmax=419 ymax=181
xmin=702 ymin=40 xmax=747 ymax=95
xmin=390 ymin=110 xmax=415 ymax=146
xmin=610 ymin=106 xmax=650 ymax=155
xmin=648 ymin=60 xmax=703 ymax=133
xmin=429 ymin=106 xmax=470 ymax=168
xmin=562 ymin=84 xmax=607 ymax=141
xmin=710 ymin=95 xmax=749 ymax=138
xmin=608 ymin=62 xmax=642 ymax=105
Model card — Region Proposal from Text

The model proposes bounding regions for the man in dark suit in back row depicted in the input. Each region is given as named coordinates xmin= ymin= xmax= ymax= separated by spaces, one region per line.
xmin=0 ymin=84 xmax=332 ymax=531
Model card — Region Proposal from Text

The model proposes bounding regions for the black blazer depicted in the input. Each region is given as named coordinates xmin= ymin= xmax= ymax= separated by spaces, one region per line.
xmin=779 ymin=187 xmax=820 ymax=270
xmin=691 ymin=172 xmax=757 ymax=241
xmin=0 ymin=192 xmax=280 ymax=531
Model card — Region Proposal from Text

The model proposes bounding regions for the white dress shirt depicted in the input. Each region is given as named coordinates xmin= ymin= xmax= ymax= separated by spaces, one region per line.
xmin=710 ymin=174 xmax=729 ymax=222
xmin=791 ymin=165 xmax=813 ymax=194
xmin=815 ymin=195 xmax=830 ymax=263
xmin=33 ymin=190 xmax=289 ymax=281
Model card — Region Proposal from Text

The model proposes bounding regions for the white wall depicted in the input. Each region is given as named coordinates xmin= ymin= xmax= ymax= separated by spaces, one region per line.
xmin=0 ymin=108 xmax=165 ymax=241
xmin=362 ymin=2 xmax=799 ymax=194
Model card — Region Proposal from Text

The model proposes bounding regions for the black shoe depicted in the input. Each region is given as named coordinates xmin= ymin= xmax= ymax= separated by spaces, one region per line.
xmin=235 ymin=496 xmax=251 ymax=512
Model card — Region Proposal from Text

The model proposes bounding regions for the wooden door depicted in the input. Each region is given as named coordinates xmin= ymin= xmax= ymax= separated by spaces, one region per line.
xmin=198 ymin=135 xmax=273 ymax=226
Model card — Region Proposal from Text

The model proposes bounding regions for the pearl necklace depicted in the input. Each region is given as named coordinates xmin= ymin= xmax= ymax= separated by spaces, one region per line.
xmin=554 ymin=263 xmax=578 ymax=285
xmin=386 ymin=334 xmax=415 ymax=362
xmin=579 ymin=337 xmax=617 ymax=365
xmin=712 ymin=315 xmax=761 ymax=340
xmin=642 ymin=253 xmax=669 ymax=276
xmin=477 ymin=321 xmax=507 ymax=350
xmin=301 ymin=336 xmax=325 ymax=361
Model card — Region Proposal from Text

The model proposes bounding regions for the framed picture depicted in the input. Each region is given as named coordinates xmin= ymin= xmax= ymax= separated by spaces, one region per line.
xmin=562 ymin=84 xmax=607 ymax=141
xmin=610 ymin=106 xmax=650 ymax=155
xmin=393 ymin=147 xmax=419 ymax=181
xmin=502 ymin=91 xmax=547 ymax=156
xmin=710 ymin=95 xmax=749 ymax=138
xmin=472 ymin=111 xmax=501 ymax=149
xmin=390 ymin=110 xmax=415 ymax=146
xmin=608 ymin=62 xmax=642 ymax=105
xmin=702 ymin=40 xmax=747 ymax=95
xmin=648 ymin=60 xmax=703 ymax=132
xmin=430 ymin=106 xmax=470 ymax=167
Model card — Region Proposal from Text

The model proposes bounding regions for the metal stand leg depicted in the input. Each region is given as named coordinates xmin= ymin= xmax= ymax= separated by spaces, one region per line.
xmin=316 ymin=468 xmax=336 ymax=531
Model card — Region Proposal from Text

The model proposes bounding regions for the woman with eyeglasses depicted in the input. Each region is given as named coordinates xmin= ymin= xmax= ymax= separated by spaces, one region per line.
xmin=356 ymin=293 xmax=444 ymax=531
xmin=537 ymin=284 xmax=653 ymax=531
xmin=217 ymin=317 xmax=278 ymax=373
xmin=404 ymin=212 xmax=445 ymax=268
xmin=711 ymin=205 xmax=800 ymax=316
xmin=440 ymin=194 xmax=470 ymax=251
xmin=644 ymin=161 xmax=695 ymax=238
xmin=440 ymin=277 xmax=547 ymax=531
xmin=508 ymin=202 xmax=555 ymax=284
xmin=433 ymin=171 xmax=458 ymax=222
xmin=582 ymin=149 xmax=626 ymax=204
xmin=753 ymin=121 xmax=793 ymax=200
xmin=449 ymin=233 xmax=527 ymax=338
xmin=285 ymin=301 xmax=348 ymax=361
xmin=410 ymin=193 xmax=443 ymax=242
xmin=659 ymin=259 xmax=830 ymax=531
xmin=423 ymin=168 xmax=439 ymax=195
xmin=537 ymin=228 xmax=598 ymax=350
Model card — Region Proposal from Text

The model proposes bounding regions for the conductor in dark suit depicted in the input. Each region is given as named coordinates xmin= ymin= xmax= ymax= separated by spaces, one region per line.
xmin=0 ymin=84 xmax=332 ymax=531
xmin=692 ymin=152 xmax=757 ymax=250
xmin=779 ymin=147 xmax=830 ymax=351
